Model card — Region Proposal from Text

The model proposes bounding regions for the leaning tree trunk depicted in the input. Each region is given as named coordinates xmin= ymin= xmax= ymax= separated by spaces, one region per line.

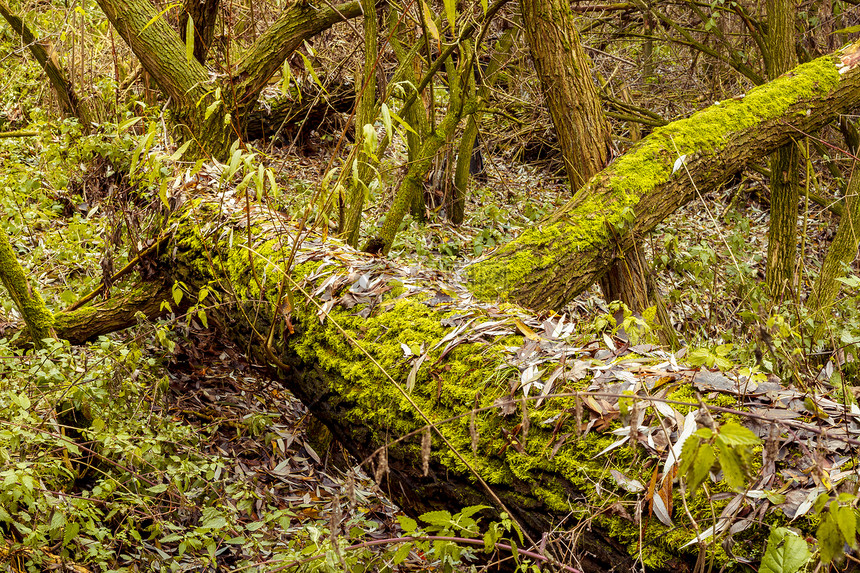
xmin=520 ymin=0 xmax=658 ymax=313
xmin=764 ymin=0 xmax=801 ymax=298
xmin=0 ymin=0 xmax=90 ymax=125
xmin=469 ymin=42 xmax=860 ymax=311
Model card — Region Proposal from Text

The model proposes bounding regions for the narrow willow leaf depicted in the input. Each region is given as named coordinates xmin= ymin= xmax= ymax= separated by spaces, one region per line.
xmin=185 ymin=16 xmax=194 ymax=62
xmin=442 ymin=0 xmax=456 ymax=32
xmin=142 ymin=2 xmax=181 ymax=32
xmin=169 ymin=140 xmax=192 ymax=161
xmin=421 ymin=1 xmax=440 ymax=41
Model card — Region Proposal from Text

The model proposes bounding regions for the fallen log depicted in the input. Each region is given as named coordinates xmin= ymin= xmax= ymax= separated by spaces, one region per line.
xmin=110 ymin=186 xmax=842 ymax=572
xmin=469 ymin=41 xmax=860 ymax=310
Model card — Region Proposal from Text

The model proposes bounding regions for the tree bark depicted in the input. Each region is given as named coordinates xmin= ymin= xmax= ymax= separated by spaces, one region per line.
xmin=153 ymin=197 xmax=678 ymax=572
xmin=34 ymin=44 xmax=860 ymax=571
xmin=341 ymin=0 xmax=378 ymax=248
xmin=0 ymin=226 xmax=55 ymax=348
xmin=469 ymin=43 xmax=860 ymax=311
xmin=764 ymin=0 xmax=800 ymax=298
xmin=520 ymin=0 xmax=610 ymax=190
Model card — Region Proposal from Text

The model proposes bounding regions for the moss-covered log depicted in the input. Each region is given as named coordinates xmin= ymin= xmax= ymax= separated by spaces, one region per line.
xmin=469 ymin=42 xmax=860 ymax=311
xmin=131 ymin=186 xmax=860 ymax=572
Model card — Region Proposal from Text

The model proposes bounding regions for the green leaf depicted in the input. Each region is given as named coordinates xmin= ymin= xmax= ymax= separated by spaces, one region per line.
xmin=818 ymin=514 xmax=844 ymax=564
xmin=837 ymin=505 xmax=857 ymax=549
xmin=759 ymin=527 xmax=810 ymax=573
xmin=388 ymin=108 xmax=418 ymax=135
xmin=381 ymin=103 xmax=392 ymax=140
xmin=715 ymin=438 xmax=745 ymax=489
xmin=392 ymin=542 xmax=412 ymax=565
xmin=169 ymin=140 xmax=192 ymax=162
xmin=687 ymin=442 xmax=715 ymax=493
xmin=480 ymin=0 xmax=487 ymax=14
xmin=185 ymin=16 xmax=195 ymax=62
xmin=299 ymin=52 xmax=328 ymax=95
xmin=834 ymin=25 xmax=860 ymax=35
xmin=718 ymin=422 xmax=760 ymax=446
xmin=142 ymin=2 xmax=181 ymax=32
xmin=421 ymin=1 xmax=439 ymax=41
xmin=204 ymin=100 xmax=221 ymax=120
xmin=442 ymin=0 xmax=456 ymax=31
xmin=63 ymin=521 xmax=79 ymax=546
xmin=148 ymin=483 xmax=168 ymax=494
xmin=420 ymin=510 xmax=453 ymax=527
xmin=457 ymin=505 xmax=491 ymax=519
xmin=397 ymin=515 xmax=417 ymax=534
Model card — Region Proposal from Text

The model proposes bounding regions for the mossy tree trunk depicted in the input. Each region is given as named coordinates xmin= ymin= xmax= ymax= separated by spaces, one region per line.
xmin=94 ymin=0 xmax=361 ymax=159
xmin=340 ymin=0 xmax=378 ymax=248
xmin=469 ymin=44 xmax=860 ymax=310
xmin=0 ymin=226 xmax=55 ymax=349
xmin=764 ymin=0 xmax=801 ymax=299
xmin=151 ymin=196 xmax=687 ymax=572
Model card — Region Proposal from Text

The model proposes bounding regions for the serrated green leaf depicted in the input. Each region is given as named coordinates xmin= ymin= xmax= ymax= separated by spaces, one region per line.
xmin=718 ymin=422 xmax=760 ymax=446
xmin=759 ymin=527 xmax=810 ymax=573
xmin=397 ymin=515 xmax=417 ymax=534
xmin=420 ymin=510 xmax=453 ymax=527
xmin=818 ymin=514 xmax=844 ymax=564
xmin=392 ymin=542 xmax=412 ymax=564
xmin=715 ymin=439 xmax=745 ymax=489
xmin=457 ymin=505 xmax=491 ymax=519
xmin=837 ymin=505 xmax=857 ymax=548
xmin=687 ymin=442 xmax=715 ymax=493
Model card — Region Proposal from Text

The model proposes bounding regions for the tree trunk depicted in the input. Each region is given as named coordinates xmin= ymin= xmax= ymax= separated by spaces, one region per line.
xmin=809 ymin=118 xmax=860 ymax=339
xmin=155 ymin=198 xmax=680 ymax=572
xmin=519 ymin=0 xmax=610 ymax=190
xmin=0 ymin=226 xmax=55 ymax=348
xmin=341 ymin=0 xmax=378 ymax=248
xmin=35 ymin=47 xmax=860 ymax=570
xmin=520 ymin=0 xmax=661 ymax=316
xmin=469 ymin=43 xmax=860 ymax=311
xmin=764 ymin=0 xmax=800 ymax=298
